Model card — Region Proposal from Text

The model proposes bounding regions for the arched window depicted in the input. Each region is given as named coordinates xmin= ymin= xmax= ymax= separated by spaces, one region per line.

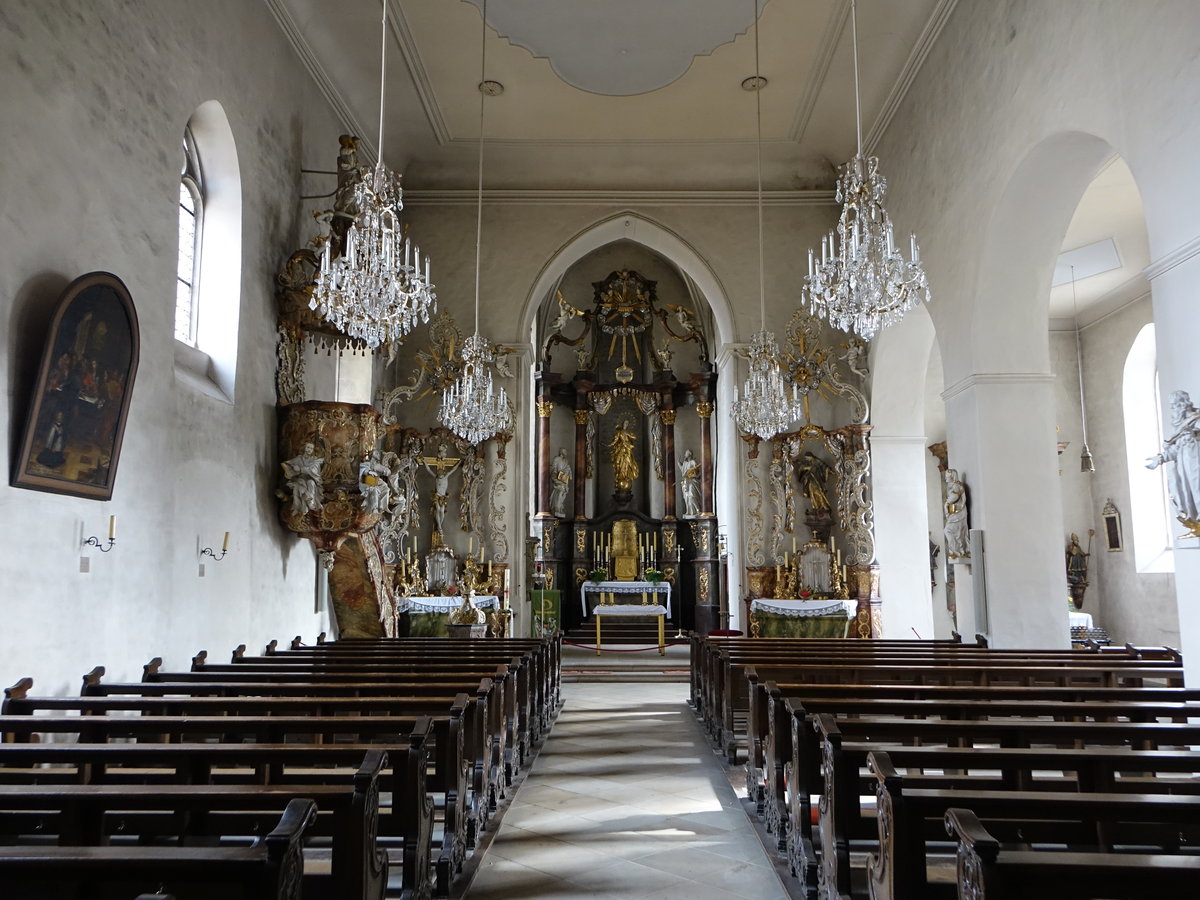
xmin=1122 ymin=323 xmax=1174 ymax=573
xmin=173 ymin=101 xmax=241 ymax=403
xmin=175 ymin=128 xmax=203 ymax=345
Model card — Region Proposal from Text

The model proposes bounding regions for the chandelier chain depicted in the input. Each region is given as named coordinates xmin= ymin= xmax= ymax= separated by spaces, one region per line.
xmin=439 ymin=0 xmax=510 ymax=445
xmin=732 ymin=0 xmax=803 ymax=441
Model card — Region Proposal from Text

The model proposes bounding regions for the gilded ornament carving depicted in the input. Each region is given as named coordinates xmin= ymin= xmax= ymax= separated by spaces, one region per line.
xmin=696 ymin=401 xmax=713 ymax=418
xmin=663 ymin=565 xmax=676 ymax=585
xmin=574 ymin=409 xmax=590 ymax=425
xmin=488 ymin=441 xmax=510 ymax=562
xmin=649 ymin=409 xmax=664 ymax=481
xmin=769 ymin=445 xmax=787 ymax=561
xmin=275 ymin=324 xmax=305 ymax=405
xmin=699 ymin=568 xmax=710 ymax=602
xmin=575 ymin=566 xmax=588 ymax=587
xmin=536 ymin=399 xmax=554 ymax=418
xmin=745 ymin=442 xmax=765 ymax=565
xmin=575 ymin=527 xmax=587 ymax=555
xmin=378 ymin=312 xmax=466 ymax=423
xmin=664 ymin=528 xmax=676 ymax=557
xmin=459 ymin=445 xmax=485 ymax=537
xmin=824 ymin=428 xmax=875 ymax=565
xmin=781 ymin=309 xmax=869 ymax=426
xmin=659 ymin=408 xmax=677 ymax=426
xmin=376 ymin=432 xmax=422 ymax=564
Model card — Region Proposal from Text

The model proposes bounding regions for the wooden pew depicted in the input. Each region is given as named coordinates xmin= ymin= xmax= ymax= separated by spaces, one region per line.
xmin=0 ymin=796 xmax=315 ymax=900
xmin=811 ymin=713 xmax=1200 ymax=900
xmin=753 ymin=679 xmax=1200 ymax=844
xmin=5 ymin=676 xmax=496 ymax=856
xmin=0 ymin=710 xmax=459 ymax=894
xmin=0 ymin=751 xmax=388 ymax=900
xmin=0 ymin=740 xmax=434 ymax=898
xmin=944 ymin=807 xmax=1200 ymax=900
xmin=868 ymin=752 xmax=1200 ymax=900
xmin=195 ymin=648 xmax=535 ymax=768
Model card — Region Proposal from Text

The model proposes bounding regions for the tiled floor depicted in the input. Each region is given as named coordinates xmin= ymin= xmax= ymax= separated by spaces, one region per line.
xmin=464 ymin=681 xmax=789 ymax=899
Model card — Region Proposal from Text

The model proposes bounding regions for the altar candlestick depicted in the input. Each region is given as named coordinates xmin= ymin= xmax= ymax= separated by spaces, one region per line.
xmin=222 ymin=531 xmax=230 ymax=552
xmin=108 ymin=515 xmax=117 ymax=540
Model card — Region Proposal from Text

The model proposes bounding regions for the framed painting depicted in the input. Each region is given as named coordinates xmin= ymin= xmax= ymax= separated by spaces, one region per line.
xmin=11 ymin=272 xmax=140 ymax=500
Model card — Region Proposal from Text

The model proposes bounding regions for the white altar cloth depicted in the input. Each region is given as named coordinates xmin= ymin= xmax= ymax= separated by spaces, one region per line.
xmin=750 ymin=598 xmax=855 ymax=618
xmin=403 ymin=595 xmax=499 ymax=614
xmin=581 ymin=580 xmax=672 ymax=617
xmin=1068 ymin=611 xmax=1094 ymax=629
xmin=593 ymin=604 xmax=669 ymax=617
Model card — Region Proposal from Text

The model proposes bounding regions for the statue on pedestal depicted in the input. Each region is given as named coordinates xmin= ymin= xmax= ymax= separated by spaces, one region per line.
xmin=1147 ymin=389 xmax=1200 ymax=536
xmin=943 ymin=468 xmax=970 ymax=560
xmin=679 ymin=448 xmax=701 ymax=518
xmin=358 ymin=450 xmax=391 ymax=514
xmin=549 ymin=448 xmax=571 ymax=517
xmin=608 ymin=417 xmax=639 ymax=498
xmin=1066 ymin=531 xmax=1091 ymax=609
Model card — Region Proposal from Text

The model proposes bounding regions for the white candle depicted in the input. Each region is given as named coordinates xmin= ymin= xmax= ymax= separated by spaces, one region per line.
xmin=108 ymin=515 xmax=117 ymax=540
xmin=808 ymin=248 xmax=814 ymax=279
xmin=222 ymin=531 xmax=230 ymax=552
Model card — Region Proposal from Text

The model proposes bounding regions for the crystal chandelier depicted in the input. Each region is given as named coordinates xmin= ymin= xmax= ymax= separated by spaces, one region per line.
xmin=732 ymin=0 xmax=803 ymax=441
xmin=440 ymin=0 xmax=509 ymax=445
xmin=802 ymin=0 xmax=929 ymax=341
xmin=310 ymin=0 xmax=435 ymax=350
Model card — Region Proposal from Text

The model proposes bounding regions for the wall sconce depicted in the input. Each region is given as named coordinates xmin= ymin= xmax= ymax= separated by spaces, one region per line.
xmin=201 ymin=532 xmax=231 ymax=562
xmin=83 ymin=515 xmax=117 ymax=553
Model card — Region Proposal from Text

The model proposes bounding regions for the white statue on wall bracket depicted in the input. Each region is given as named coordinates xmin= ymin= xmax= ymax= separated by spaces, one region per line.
xmin=943 ymin=468 xmax=970 ymax=560
xmin=549 ymin=448 xmax=571 ymax=517
xmin=358 ymin=450 xmax=391 ymax=514
xmin=1147 ymin=389 xmax=1200 ymax=537
xmin=679 ymin=448 xmax=701 ymax=518
xmin=282 ymin=442 xmax=324 ymax=515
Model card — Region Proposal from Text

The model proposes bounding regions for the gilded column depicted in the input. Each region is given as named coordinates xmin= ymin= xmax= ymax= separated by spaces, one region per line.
xmin=573 ymin=408 xmax=589 ymax=518
xmin=660 ymin=407 xmax=677 ymax=520
xmin=696 ymin=401 xmax=714 ymax=515
xmin=536 ymin=397 xmax=554 ymax=515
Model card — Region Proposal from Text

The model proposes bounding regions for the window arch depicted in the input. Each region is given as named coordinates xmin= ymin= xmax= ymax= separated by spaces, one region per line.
xmin=175 ymin=127 xmax=203 ymax=345
xmin=173 ymin=101 xmax=241 ymax=403
xmin=1122 ymin=322 xmax=1174 ymax=573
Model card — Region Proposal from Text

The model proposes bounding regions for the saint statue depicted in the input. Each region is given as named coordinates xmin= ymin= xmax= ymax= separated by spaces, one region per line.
xmin=1147 ymin=389 xmax=1200 ymax=535
xmin=608 ymin=418 xmax=639 ymax=491
xmin=678 ymin=448 xmax=701 ymax=518
xmin=282 ymin=442 xmax=324 ymax=515
xmin=943 ymin=468 xmax=969 ymax=559
xmin=795 ymin=450 xmax=832 ymax=512
xmin=1066 ymin=532 xmax=1090 ymax=609
xmin=358 ymin=449 xmax=391 ymax=515
xmin=549 ymin=448 xmax=571 ymax=518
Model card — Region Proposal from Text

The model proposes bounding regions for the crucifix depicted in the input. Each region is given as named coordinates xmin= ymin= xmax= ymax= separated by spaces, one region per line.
xmin=422 ymin=443 xmax=462 ymax=545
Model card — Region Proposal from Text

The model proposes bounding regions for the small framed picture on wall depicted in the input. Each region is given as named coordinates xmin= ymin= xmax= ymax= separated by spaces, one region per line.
xmin=1102 ymin=499 xmax=1123 ymax=552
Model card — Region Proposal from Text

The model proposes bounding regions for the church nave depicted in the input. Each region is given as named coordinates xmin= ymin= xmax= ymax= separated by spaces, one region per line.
xmin=465 ymin=681 xmax=787 ymax=899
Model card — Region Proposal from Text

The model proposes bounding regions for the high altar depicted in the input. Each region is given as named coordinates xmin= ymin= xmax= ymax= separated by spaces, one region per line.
xmin=533 ymin=270 xmax=721 ymax=633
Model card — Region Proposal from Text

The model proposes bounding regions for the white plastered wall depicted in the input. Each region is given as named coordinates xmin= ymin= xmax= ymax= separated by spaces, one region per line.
xmin=865 ymin=0 xmax=1200 ymax=660
xmin=0 ymin=0 xmax=346 ymax=692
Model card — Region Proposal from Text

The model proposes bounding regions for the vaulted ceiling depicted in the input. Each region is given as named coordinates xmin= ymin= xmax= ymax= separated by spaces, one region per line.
xmin=267 ymin=0 xmax=954 ymax=192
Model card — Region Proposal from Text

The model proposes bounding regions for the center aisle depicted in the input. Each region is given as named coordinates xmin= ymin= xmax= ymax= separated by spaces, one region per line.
xmin=464 ymin=681 xmax=789 ymax=899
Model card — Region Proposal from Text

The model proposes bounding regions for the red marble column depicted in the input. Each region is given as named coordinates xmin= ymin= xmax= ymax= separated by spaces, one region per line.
xmin=661 ymin=406 xmax=677 ymax=520
xmin=697 ymin=401 xmax=714 ymax=515
xmin=573 ymin=407 xmax=589 ymax=518
xmin=536 ymin=397 xmax=553 ymax=515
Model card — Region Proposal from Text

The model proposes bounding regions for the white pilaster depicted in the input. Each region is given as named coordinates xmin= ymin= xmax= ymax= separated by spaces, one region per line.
xmin=942 ymin=374 xmax=1070 ymax=648
xmin=871 ymin=434 xmax=936 ymax=639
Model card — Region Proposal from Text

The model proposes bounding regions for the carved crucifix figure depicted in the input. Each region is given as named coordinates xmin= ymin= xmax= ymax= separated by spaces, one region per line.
xmin=422 ymin=443 xmax=461 ymax=544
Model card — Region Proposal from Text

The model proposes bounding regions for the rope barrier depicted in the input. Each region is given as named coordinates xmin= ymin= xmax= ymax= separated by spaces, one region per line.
xmin=562 ymin=639 xmax=688 ymax=653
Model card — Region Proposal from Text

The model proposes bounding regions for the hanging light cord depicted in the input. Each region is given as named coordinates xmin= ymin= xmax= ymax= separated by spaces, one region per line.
xmin=753 ymin=0 xmax=765 ymax=331
xmin=1071 ymin=265 xmax=1091 ymax=445
xmin=851 ymin=0 xmax=862 ymax=157
xmin=473 ymin=0 xmax=487 ymax=337
xmin=377 ymin=0 xmax=388 ymax=162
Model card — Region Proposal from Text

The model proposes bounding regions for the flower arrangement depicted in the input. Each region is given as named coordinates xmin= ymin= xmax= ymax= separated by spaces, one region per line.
xmin=644 ymin=568 xmax=664 ymax=584
xmin=799 ymin=588 xmax=813 ymax=599
xmin=589 ymin=568 xmax=607 ymax=583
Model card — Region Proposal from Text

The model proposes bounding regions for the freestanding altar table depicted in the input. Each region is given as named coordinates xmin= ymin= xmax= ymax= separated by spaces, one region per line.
xmin=593 ymin=604 xmax=670 ymax=656
xmin=580 ymin=581 xmax=672 ymax=618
